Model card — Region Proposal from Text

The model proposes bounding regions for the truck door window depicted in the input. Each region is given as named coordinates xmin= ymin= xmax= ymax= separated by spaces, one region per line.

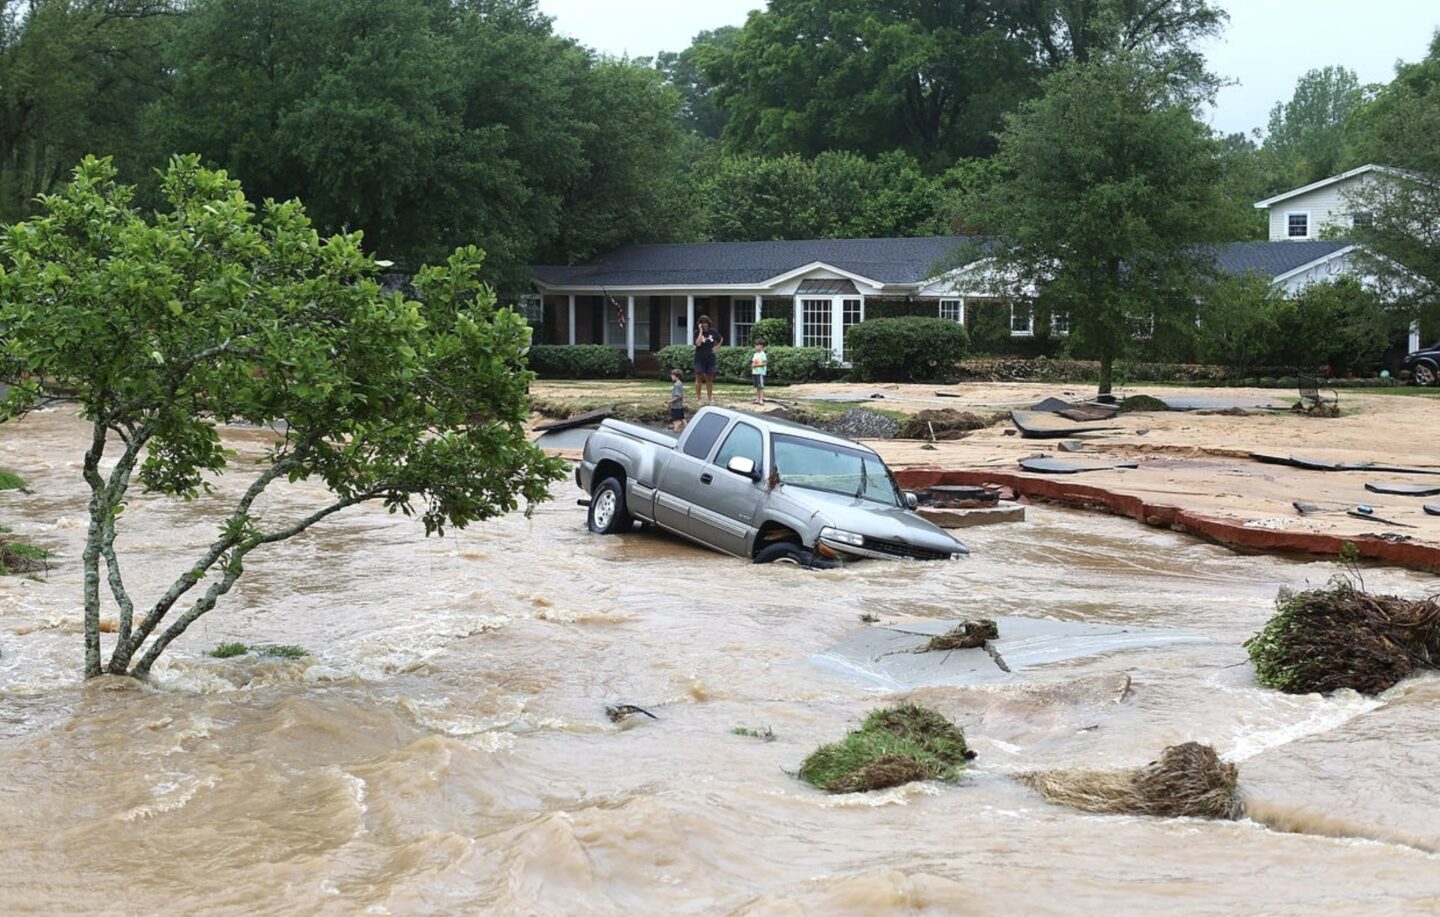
xmin=713 ymin=422 xmax=763 ymax=470
xmin=681 ymin=413 xmax=729 ymax=459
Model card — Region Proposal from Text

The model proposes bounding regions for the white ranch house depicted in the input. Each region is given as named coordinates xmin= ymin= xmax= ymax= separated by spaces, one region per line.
xmin=529 ymin=166 xmax=1412 ymax=365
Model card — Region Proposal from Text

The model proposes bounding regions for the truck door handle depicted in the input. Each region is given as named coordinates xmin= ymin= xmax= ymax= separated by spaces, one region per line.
xmin=700 ymin=473 xmax=713 ymax=485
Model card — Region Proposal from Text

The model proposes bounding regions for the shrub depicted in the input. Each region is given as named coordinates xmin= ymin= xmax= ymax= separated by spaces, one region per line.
xmin=751 ymin=317 xmax=792 ymax=348
xmin=845 ymin=317 xmax=969 ymax=382
xmin=525 ymin=344 xmax=630 ymax=378
xmin=656 ymin=345 xmax=835 ymax=383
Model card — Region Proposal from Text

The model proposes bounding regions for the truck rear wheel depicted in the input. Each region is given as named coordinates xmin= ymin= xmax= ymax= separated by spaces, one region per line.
xmin=588 ymin=478 xmax=633 ymax=534
xmin=754 ymin=542 xmax=837 ymax=569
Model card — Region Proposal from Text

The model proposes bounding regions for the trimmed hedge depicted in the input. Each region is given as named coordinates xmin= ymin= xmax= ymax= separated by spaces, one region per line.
xmin=750 ymin=317 xmax=792 ymax=348
xmin=845 ymin=317 xmax=969 ymax=382
xmin=525 ymin=344 xmax=631 ymax=378
xmin=656 ymin=345 xmax=836 ymax=383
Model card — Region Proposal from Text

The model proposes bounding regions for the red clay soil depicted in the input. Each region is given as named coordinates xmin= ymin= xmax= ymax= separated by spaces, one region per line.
xmin=895 ymin=468 xmax=1440 ymax=573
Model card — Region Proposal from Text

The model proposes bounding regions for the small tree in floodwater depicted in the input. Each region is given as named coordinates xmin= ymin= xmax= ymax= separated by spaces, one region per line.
xmin=0 ymin=156 xmax=567 ymax=680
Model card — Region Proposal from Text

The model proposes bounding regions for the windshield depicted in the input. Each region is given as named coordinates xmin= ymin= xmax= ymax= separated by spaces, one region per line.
xmin=771 ymin=434 xmax=901 ymax=506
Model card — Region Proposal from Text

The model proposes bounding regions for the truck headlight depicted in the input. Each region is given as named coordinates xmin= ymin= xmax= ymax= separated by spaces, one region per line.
xmin=820 ymin=526 xmax=865 ymax=547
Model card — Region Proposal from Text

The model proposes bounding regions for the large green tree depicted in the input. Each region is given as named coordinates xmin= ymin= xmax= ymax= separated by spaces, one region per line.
xmin=702 ymin=0 xmax=1225 ymax=168
xmin=0 ymin=157 xmax=566 ymax=679
xmin=0 ymin=0 xmax=177 ymax=222
xmin=1344 ymin=33 xmax=1440 ymax=323
xmin=655 ymin=26 xmax=738 ymax=139
xmin=1261 ymin=66 xmax=1367 ymax=190
xmin=965 ymin=55 xmax=1230 ymax=395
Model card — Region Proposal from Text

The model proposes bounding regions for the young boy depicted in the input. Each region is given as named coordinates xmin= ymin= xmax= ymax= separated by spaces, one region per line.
xmin=667 ymin=368 xmax=686 ymax=431
xmin=750 ymin=339 xmax=768 ymax=405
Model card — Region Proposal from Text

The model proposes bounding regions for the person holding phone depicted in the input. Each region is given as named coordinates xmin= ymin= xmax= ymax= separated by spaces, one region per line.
xmin=693 ymin=315 xmax=723 ymax=404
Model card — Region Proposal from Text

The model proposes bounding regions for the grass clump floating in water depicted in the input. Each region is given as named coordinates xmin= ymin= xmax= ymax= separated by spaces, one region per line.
xmin=1018 ymin=742 xmax=1243 ymax=820
xmin=797 ymin=703 xmax=974 ymax=794
xmin=0 ymin=526 xmax=50 ymax=576
xmin=0 ymin=470 xmax=27 ymax=491
xmin=1245 ymin=581 xmax=1439 ymax=695
xmin=207 ymin=642 xmax=311 ymax=660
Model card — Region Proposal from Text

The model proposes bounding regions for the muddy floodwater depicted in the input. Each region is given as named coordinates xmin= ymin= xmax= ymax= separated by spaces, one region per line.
xmin=2 ymin=409 xmax=1439 ymax=915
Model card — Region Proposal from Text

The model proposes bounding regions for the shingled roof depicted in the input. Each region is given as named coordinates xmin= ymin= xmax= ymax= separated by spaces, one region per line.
xmin=531 ymin=236 xmax=984 ymax=287
xmin=531 ymin=237 xmax=1353 ymax=289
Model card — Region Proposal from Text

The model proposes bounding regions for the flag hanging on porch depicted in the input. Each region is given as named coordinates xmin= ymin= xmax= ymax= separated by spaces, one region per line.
xmin=607 ymin=294 xmax=625 ymax=326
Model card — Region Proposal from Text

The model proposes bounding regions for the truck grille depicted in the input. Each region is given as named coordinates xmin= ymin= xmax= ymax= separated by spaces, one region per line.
xmin=863 ymin=537 xmax=953 ymax=561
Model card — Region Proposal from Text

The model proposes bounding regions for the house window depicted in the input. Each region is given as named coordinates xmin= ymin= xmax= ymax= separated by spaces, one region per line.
xmin=1130 ymin=312 xmax=1155 ymax=339
xmin=801 ymin=298 xmax=832 ymax=350
xmin=842 ymin=298 xmax=863 ymax=332
xmin=733 ymin=299 xmax=756 ymax=347
xmin=939 ymin=299 xmax=964 ymax=323
xmin=1353 ymin=211 xmax=1374 ymax=231
xmin=1050 ymin=311 xmax=1070 ymax=336
xmin=514 ymin=294 xmax=543 ymax=325
xmin=1287 ymin=213 xmax=1309 ymax=238
xmin=604 ymin=299 xmax=651 ymax=351
xmin=1010 ymin=303 xmax=1034 ymax=336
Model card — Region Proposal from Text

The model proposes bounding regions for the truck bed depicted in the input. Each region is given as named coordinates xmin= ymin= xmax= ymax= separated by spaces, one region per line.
xmin=597 ymin=419 xmax=678 ymax=449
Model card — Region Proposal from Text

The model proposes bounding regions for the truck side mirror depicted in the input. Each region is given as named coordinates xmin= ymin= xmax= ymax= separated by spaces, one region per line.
xmin=904 ymin=491 xmax=919 ymax=510
xmin=726 ymin=456 xmax=760 ymax=480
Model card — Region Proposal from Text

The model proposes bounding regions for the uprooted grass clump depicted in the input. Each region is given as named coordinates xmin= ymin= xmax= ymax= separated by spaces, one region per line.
xmin=797 ymin=703 xmax=975 ymax=794
xmin=897 ymin=409 xmax=1002 ymax=441
xmin=924 ymin=618 xmax=999 ymax=651
xmin=0 ymin=526 xmax=50 ymax=576
xmin=1018 ymin=742 xmax=1243 ymax=820
xmin=0 ymin=470 xmax=27 ymax=491
xmin=207 ymin=642 xmax=311 ymax=660
xmin=1116 ymin=394 xmax=1171 ymax=413
xmin=1245 ymin=580 xmax=1440 ymax=695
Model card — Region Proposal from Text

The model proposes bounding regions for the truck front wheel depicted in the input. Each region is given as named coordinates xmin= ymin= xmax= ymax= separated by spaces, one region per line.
xmin=754 ymin=542 xmax=837 ymax=569
xmin=588 ymin=478 xmax=633 ymax=534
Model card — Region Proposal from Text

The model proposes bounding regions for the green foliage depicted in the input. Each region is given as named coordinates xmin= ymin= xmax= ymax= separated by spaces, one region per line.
xmin=844 ymin=318 xmax=969 ymax=382
xmin=967 ymin=56 xmax=1232 ymax=394
xmin=208 ymin=642 xmax=249 ymax=658
xmin=1262 ymin=66 xmax=1367 ymax=192
xmin=258 ymin=644 xmax=310 ymax=659
xmin=1276 ymin=279 xmax=1399 ymax=375
xmin=0 ymin=470 xmax=25 ymax=491
xmin=655 ymin=26 xmax=739 ymax=139
xmin=797 ymin=703 xmax=972 ymax=793
xmin=749 ymin=317 xmax=792 ymax=348
xmin=731 ymin=725 xmax=775 ymax=741
xmin=0 ymin=156 xmax=567 ymax=679
xmin=701 ymin=0 xmax=1223 ymax=170
xmin=1196 ymin=274 xmax=1286 ymax=378
xmin=699 ymin=151 xmax=948 ymax=242
xmin=525 ymin=345 xmax=631 ymax=379
xmin=656 ymin=345 xmax=835 ymax=383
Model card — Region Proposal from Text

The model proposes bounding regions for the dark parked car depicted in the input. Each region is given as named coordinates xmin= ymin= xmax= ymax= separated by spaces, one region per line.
xmin=1402 ymin=343 xmax=1440 ymax=386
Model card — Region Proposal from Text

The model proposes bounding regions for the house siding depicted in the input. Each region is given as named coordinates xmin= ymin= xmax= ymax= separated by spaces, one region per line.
xmin=1266 ymin=174 xmax=1377 ymax=240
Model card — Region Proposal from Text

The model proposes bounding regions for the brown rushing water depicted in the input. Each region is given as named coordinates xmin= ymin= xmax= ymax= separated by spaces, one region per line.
xmin=2 ymin=409 xmax=1439 ymax=915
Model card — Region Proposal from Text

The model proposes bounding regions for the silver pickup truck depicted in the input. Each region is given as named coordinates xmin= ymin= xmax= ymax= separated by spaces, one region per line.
xmin=576 ymin=406 xmax=967 ymax=565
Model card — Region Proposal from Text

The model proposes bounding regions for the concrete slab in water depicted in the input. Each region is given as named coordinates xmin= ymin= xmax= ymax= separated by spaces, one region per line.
xmin=811 ymin=616 xmax=1210 ymax=689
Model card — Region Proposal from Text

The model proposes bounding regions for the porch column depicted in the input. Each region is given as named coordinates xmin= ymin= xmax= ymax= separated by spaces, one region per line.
xmin=793 ymin=297 xmax=803 ymax=347
xmin=730 ymin=303 xmax=737 ymax=346
xmin=1411 ymin=320 xmax=1422 ymax=353
xmin=755 ymin=294 xmax=763 ymax=322
xmin=626 ymin=295 xmax=636 ymax=362
xmin=830 ymin=296 xmax=844 ymax=363
xmin=686 ymin=295 xmax=695 ymax=344
xmin=567 ymin=294 xmax=576 ymax=345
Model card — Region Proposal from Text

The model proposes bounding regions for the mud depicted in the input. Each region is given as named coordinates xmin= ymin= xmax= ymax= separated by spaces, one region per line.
xmin=3 ymin=408 xmax=1440 ymax=914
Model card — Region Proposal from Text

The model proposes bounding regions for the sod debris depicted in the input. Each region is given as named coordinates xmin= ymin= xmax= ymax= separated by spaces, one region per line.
xmin=897 ymin=409 xmax=996 ymax=441
xmin=1245 ymin=581 xmax=1440 ymax=695
xmin=1018 ymin=742 xmax=1243 ymax=820
xmin=1116 ymin=394 xmax=1171 ymax=413
xmin=797 ymin=703 xmax=975 ymax=793
xmin=924 ymin=618 xmax=999 ymax=651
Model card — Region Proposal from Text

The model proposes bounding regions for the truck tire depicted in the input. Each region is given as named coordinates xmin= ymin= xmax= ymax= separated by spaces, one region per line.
xmin=587 ymin=477 xmax=633 ymax=534
xmin=1415 ymin=362 xmax=1438 ymax=387
xmin=754 ymin=542 xmax=837 ymax=569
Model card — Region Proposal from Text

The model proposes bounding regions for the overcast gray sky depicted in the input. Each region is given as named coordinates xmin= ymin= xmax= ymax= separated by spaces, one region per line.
xmin=535 ymin=0 xmax=1440 ymax=137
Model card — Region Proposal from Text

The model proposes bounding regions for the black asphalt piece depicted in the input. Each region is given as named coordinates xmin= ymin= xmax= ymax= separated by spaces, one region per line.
xmin=1010 ymin=410 xmax=1123 ymax=439
xmin=1020 ymin=457 xmax=1140 ymax=475
xmin=534 ymin=407 xmax=613 ymax=432
xmin=1364 ymin=482 xmax=1440 ymax=497
xmin=1293 ymin=501 xmax=1346 ymax=516
xmin=1425 ymin=505 xmax=1440 ymax=517
xmin=1252 ymin=453 xmax=1440 ymax=475
xmin=1347 ymin=509 xmax=1416 ymax=528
